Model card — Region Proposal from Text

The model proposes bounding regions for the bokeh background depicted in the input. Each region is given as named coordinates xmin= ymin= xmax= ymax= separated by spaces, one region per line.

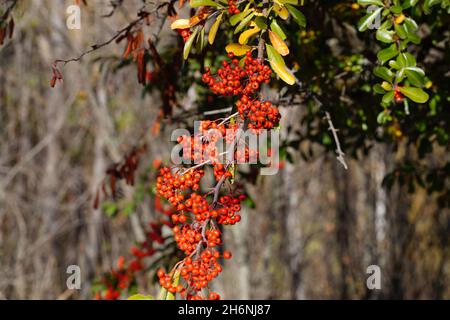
xmin=0 ymin=0 xmax=449 ymax=299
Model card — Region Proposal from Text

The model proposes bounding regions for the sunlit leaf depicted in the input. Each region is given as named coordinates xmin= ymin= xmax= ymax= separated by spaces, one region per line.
xmin=266 ymin=44 xmax=295 ymax=85
xmin=269 ymin=30 xmax=289 ymax=56
xmin=276 ymin=0 xmax=299 ymax=5
xmin=373 ymin=66 xmax=394 ymax=82
xmin=274 ymin=3 xmax=289 ymax=20
xmin=377 ymin=44 xmax=398 ymax=64
xmin=398 ymin=86 xmax=429 ymax=103
xmin=239 ymin=26 xmax=261 ymax=45
xmin=230 ymin=7 xmax=252 ymax=26
xmin=170 ymin=19 xmax=191 ymax=30
xmin=382 ymin=90 xmax=395 ymax=104
xmin=183 ymin=27 xmax=199 ymax=60
xmin=285 ymin=4 xmax=306 ymax=27
xmin=357 ymin=0 xmax=384 ymax=6
xmin=270 ymin=20 xmax=287 ymax=40
xmin=405 ymin=69 xmax=425 ymax=87
xmin=208 ymin=12 xmax=223 ymax=45
xmin=376 ymin=28 xmax=395 ymax=43
xmin=190 ymin=0 xmax=220 ymax=8
xmin=226 ymin=43 xmax=252 ymax=56
xmin=234 ymin=12 xmax=255 ymax=34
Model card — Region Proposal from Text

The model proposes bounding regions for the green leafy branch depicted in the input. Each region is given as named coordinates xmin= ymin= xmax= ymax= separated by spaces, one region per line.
xmin=357 ymin=0 xmax=448 ymax=123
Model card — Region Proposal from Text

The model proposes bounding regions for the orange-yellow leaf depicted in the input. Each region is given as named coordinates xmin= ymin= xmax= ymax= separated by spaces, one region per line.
xmin=171 ymin=19 xmax=191 ymax=30
xmin=238 ymin=26 xmax=261 ymax=45
xmin=269 ymin=59 xmax=296 ymax=85
xmin=274 ymin=4 xmax=289 ymax=20
xmin=208 ymin=12 xmax=223 ymax=45
xmin=269 ymin=30 xmax=289 ymax=56
xmin=225 ymin=43 xmax=252 ymax=56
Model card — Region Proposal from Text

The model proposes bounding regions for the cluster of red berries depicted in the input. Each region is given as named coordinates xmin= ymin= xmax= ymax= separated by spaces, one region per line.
xmin=156 ymin=167 xmax=204 ymax=206
xmin=179 ymin=250 xmax=223 ymax=292
xmin=177 ymin=122 xmax=241 ymax=181
xmin=228 ymin=0 xmax=241 ymax=14
xmin=205 ymin=229 xmax=222 ymax=247
xmin=201 ymin=52 xmax=271 ymax=97
xmin=189 ymin=292 xmax=221 ymax=300
xmin=177 ymin=133 xmax=221 ymax=165
xmin=201 ymin=52 xmax=280 ymax=131
xmin=213 ymin=163 xmax=233 ymax=181
xmin=394 ymin=88 xmax=404 ymax=103
xmin=152 ymin=50 xmax=281 ymax=300
xmin=173 ymin=225 xmax=201 ymax=255
xmin=236 ymin=95 xmax=281 ymax=130
xmin=177 ymin=28 xmax=192 ymax=42
xmin=216 ymin=194 xmax=244 ymax=225
xmin=158 ymin=269 xmax=184 ymax=294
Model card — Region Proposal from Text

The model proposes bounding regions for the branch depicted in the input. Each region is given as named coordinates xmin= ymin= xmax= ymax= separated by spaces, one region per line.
xmin=257 ymin=0 xmax=269 ymax=61
xmin=1 ymin=0 xmax=18 ymax=21
xmin=323 ymin=110 xmax=348 ymax=170
xmin=54 ymin=2 xmax=170 ymax=66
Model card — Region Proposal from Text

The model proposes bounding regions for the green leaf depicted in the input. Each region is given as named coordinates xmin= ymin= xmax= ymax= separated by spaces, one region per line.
xmin=403 ymin=52 xmax=416 ymax=66
xmin=377 ymin=44 xmax=398 ymax=64
xmin=230 ymin=7 xmax=252 ymax=26
xmin=407 ymin=32 xmax=421 ymax=44
xmin=277 ymin=0 xmax=299 ymax=5
xmin=190 ymin=0 xmax=220 ymax=8
xmin=234 ymin=12 xmax=255 ymax=34
xmin=254 ymin=17 xmax=268 ymax=30
xmin=376 ymin=28 xmax=395 ymax=43
xmin=373 ymin=83 xmax=386 ymax=94
xmin=128 ymin=294 xmax=154 ymax=300
xmin=404 ymin=17 xmax=418 ymax=32
xmin=389 ymin=59 xmax=401 ymax=69
xmin=266 ymin=43 xmax=285 ymax=66
xmin=157 ymin=286 xmax=168 ymax=300
xmin=285 ymin=4 xmax=306 ymax=27
xmin=266 ymin=44 xmax=296 ymax=85
xmin=396 ymin=52 xmax=416 ymax=68
xmin=382 ymin=91 xmax=395 ymax=104
xmin=402 ymin=0 xmax=419 ymax=9
xmin=377 ymin=110 xmax=391 ymax=124
xmin=358 ymin=7 xmax=382 ymax=32
xmin=196 ymin=27 xmax=205 ymax=52
xmin=390 ymin=5 xmax=403 ymax=14
xmin=398 ymin=86 xmax=429 ymax=103
xmin=374 ymin=66 xmax=394 ymax=82
xmin=270 ymin=20 xmax=287 ymax=40
xmin=183 ymin=27 xmax=199 ymax=60
xmin=357 ymin=0 xmax=384 ymax=6
xmin=394 ymin=23 xmax=407 ymax=39
xmin=405 ymin=69 xmax=425 ymax=87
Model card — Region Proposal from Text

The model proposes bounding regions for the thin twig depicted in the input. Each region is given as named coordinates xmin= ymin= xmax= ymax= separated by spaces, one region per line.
xmin=54 ymin=2 xmax=169 ymax=66
xmin=1 ymin=0 xmax=18 ymax=22
xmin=323 ymin=110 xmax=348 ymax=170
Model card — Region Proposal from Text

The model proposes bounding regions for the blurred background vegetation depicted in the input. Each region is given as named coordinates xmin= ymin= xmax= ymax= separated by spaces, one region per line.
xmin=0 ymin=0 xmax=449 ymax=299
